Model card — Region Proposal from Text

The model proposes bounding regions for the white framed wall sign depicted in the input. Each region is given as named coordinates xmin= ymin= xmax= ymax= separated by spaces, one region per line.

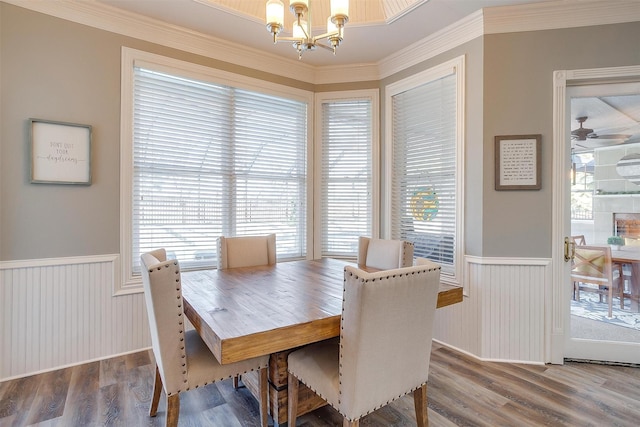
xmin=30 ymin=119 xmax=92 ymax=185
xmin=495 ymin=134 xmax=541 ymax=191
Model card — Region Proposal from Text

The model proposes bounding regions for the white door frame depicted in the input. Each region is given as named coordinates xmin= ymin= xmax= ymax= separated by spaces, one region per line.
xmin=550 ymin=65 xmax=640 ymax=364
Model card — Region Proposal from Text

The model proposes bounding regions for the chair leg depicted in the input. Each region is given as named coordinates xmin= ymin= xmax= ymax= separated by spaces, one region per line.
xmin=343 ymin=419 xmax=360 ymax=427
xmin=414 ymin=384 xmax=429 ymax=427
xmin=288 ymin=373 xmax=299 ymax=426
xmin=166 ymin=394 xmax=180 ymax=427
xmin=258 ymin=368 xmax=268 ymax=427
xmin=616 ymin=264 xmax=625 ymax=309
xmin=150 ymin=365 xmax=162 ymax=417
xmin=233 ymin=375 xmax=240 ymax=389
xmin=607 ymin=283 xmax=613 ymax=318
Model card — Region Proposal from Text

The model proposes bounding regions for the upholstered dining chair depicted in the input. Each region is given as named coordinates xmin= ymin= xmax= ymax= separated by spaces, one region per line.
xmin=570 ymin=235 xmax=629 ymax=301
xmin=287 ymin=258 xmax=441 ymax=427
xmin=357 ymin=236 xmax=414 ymax=270
xmin=571 ymin=245 xmax=624 ymax=318
xmin=217 ymin=233 xmax=276 ymax=269
xmin=217 ymin=233 xmax=276 ymax=388
xmin=141 ymin=249 xmax=269 ymax=427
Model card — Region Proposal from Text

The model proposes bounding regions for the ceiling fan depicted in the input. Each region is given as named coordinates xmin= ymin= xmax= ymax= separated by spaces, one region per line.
xmin=571 ymin=116 xmax=631 ymax=143
xmin=571 ymin=116 xmax=594 ymax=141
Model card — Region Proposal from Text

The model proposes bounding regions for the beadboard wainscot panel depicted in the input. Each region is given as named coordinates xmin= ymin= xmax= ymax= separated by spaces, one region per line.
xmin=434 ymin=255 xmax=551 ymax=364
xmin=0 ymin=255 xmax=150 ymax=381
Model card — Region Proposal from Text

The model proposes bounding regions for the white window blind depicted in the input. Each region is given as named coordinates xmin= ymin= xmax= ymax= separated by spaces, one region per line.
xmin=320 ymin=99 xmax=372 ymax=256
xmin=132 ymin=67 xmax=307 ymax=273
xmin=391 ymin=72 xmax=457 ymax=275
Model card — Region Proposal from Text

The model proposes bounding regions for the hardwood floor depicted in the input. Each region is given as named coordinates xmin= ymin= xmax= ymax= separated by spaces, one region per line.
xmin=1 ymin=342 xmax=639 ymax=426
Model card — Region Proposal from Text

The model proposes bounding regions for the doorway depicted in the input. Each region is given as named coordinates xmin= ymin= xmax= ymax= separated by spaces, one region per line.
xmin=562 ymin=80 xmax=640 ymax=364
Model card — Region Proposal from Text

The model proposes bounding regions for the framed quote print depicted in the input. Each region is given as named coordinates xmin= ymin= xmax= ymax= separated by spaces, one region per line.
xmin=30 ymin=118 xmax=92 ymax=185
xmin=495 ymin=134 xmax=541 ymax=191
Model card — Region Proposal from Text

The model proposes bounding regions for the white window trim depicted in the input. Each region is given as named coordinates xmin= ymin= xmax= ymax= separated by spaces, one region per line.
xmin=118 ymin=47 xmax=314 ymax=295
xmin=383 ymin=55 xmax=465 ymax=286
xmin=313 ymin=89 xmax=380 ymax=259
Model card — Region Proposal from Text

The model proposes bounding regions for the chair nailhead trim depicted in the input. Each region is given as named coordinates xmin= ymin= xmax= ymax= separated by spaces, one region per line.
xmin=347 ymin=265 xmax=440 ymax=281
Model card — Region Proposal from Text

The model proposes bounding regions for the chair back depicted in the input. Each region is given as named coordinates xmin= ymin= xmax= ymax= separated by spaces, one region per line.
xmin=571 ymin=245 xmax=613 ymax=287
xmin=339 ymin=258 xmax=441 ymax=420
xmin=217 ymin=234 xmax=276 ymax=269
xmin=357 ymin=236 xmax=414 ymax=270
xmin=140 ymin=249 xmax=188 ymax=395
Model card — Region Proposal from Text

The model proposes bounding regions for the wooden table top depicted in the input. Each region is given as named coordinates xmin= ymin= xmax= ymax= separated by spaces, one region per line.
xmin=611 ymin=247 xmax=640 ymax=263
xmin=181 ymin=258 xmax=462 ymax=364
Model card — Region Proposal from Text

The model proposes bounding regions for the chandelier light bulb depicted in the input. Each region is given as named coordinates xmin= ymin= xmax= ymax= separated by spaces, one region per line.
xmin=265 ymin=0 xmax=284 ymax=41
xmin=266 ymin=0 xmax=284 ymax=25
xmin=330 ymin=0 xmax=349 ymax=18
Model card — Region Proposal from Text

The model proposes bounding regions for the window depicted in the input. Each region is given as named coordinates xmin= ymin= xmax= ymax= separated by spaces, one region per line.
xmin=385 ymin=57 xmax=464 ymax=284
xmin=571 ymin=151 xmax=594 ymax=220
xmin=120 ymin=49 xmax=313 ymax=292
xmin=316 ymin=91 xmax=379 ymax=257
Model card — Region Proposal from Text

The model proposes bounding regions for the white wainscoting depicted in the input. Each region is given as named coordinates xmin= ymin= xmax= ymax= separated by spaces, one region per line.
xmin=0 ymin=255 xmax=150 ymax=381
xmin=1 ymin=254 xmax=551 ymax=380
xmin=434 ymin=256 xmax=552 ymax=365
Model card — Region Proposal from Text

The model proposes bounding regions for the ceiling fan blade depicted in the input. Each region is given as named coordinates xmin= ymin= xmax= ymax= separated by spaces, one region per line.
xmin=587 ymin=133 xmax=631 ymax=140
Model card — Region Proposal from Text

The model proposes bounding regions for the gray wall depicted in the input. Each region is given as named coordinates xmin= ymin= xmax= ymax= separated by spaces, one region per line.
xmin=1 ymin=5 xmax=122 ymax=259
xmin=1 ymin=3 xmax=640 ymax=261
xmin=482 ymin=22 xmax=640 ymax=257
xmin=0 ymin=3 xmax=315 ymax=260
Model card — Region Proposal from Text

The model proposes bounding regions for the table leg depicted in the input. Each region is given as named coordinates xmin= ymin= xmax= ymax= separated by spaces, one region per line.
xmin=629 ymin=263 xmax=640 ymax=312
xmin=242 ymin=350 xmax=327 ymax=425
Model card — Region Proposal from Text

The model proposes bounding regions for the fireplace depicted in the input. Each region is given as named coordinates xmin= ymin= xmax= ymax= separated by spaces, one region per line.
xmin=613 ymin=213 xmax=640 ymax=240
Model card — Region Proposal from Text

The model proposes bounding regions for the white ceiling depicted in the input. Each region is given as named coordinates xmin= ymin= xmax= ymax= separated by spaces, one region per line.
xmin=571 ymin=94 xmax=640 ymax=151
xmin=93 ymin=0 xmax=555 ymax=66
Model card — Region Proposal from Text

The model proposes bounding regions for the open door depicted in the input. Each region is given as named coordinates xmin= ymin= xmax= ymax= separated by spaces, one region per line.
xmin=553 ymin=71 xmax=640 ymax=364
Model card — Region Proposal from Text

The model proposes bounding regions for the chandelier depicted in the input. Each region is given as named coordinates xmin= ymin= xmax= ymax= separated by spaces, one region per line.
xmin=265 ymin=0 xmax=349 ymax=59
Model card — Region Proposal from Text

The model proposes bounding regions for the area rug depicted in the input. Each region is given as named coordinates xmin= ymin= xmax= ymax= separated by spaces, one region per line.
xmin=571 ymin=291 xmax=640 ymax=331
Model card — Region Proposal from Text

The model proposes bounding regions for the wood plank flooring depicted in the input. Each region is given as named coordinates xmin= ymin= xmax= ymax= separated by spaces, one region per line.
xmin=1 ymin=342 xmax=639 ymax=426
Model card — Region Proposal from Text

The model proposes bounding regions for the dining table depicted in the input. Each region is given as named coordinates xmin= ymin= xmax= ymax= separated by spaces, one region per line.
xmin=181 ymin=257 xmax=463 ymax=425
xmin=611 ymin=247 xmax=640 ymax=312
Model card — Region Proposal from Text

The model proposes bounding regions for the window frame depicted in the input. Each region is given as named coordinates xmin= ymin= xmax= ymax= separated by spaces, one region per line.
xmin=383 ymin=55 xmax=465 ymax=286
xmin=118 ymin=48 xmax=314 ymax=295
xmin=313 ymin=90 xmax=380 ymax=259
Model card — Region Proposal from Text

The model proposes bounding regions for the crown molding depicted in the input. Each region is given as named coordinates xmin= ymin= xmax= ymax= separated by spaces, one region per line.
xmin=483 ymin=0 xmax=640 ymax=34
xmin=3 ymin=0 xmax=639 ymax=85
xmin=2 ymin=0 xmax=321 ymax=84
xmin=378 ymin=10 xmax=484 ymax=80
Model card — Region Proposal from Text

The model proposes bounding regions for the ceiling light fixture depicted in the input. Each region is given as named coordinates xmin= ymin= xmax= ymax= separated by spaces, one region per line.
xmin=265 ymin=0 xmax=349 ymax=59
